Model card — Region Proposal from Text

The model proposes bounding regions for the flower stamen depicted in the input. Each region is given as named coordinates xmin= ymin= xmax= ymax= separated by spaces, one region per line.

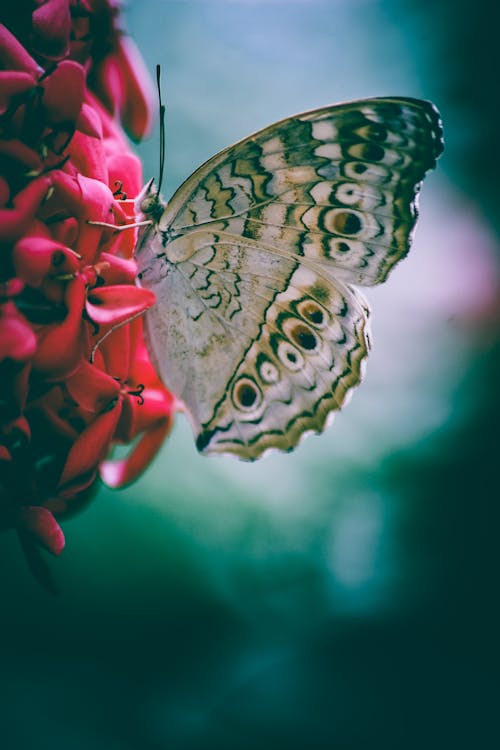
xmin=127 ymin=383 xmax=145 ymax=405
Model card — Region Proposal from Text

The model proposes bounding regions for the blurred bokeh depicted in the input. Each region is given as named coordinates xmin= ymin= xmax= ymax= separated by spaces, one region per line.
xmin=1 ymin=1 xmax=498 ymax=748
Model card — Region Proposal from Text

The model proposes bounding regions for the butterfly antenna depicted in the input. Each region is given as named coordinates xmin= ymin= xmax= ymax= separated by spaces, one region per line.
xmin=156 ymin=64 xmax=166 ymax=199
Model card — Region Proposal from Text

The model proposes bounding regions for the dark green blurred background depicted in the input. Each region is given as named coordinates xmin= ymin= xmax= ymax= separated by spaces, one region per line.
xmin=1 ymin=1 xmax=499 ymax=748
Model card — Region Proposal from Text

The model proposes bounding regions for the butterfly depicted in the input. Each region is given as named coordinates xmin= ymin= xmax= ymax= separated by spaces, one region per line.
xmin=133 ymin=97 xmax=443 ymax=460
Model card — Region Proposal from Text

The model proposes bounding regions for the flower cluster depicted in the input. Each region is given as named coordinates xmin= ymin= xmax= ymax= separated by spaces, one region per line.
xmin=0 ymin=0 xmax=175 ymax=579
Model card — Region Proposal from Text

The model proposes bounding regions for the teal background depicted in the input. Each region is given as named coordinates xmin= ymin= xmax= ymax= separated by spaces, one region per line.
xmin=1 ymin=1 xmax=499 ymax=748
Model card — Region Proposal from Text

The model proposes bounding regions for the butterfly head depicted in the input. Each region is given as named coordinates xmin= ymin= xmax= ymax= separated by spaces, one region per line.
xmin=135 ymin=178 xmax=166 ymax=224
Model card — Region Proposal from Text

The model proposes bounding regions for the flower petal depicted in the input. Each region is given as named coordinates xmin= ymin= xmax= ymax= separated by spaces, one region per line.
xmin=13 ymin=236 xmax=79 ymax=287
xmin=0 ymin=445 xmax=12 ymax=462
xmin=100 ymin=417 xmax=173 ymax=488
xmin=68 ymin=6 xmax=92 ymax=63
xmin=33 ymin=277 xmax=88 ymax=378
xmin=32 ymin=384 xmax=82 ymax=441
xmin=0 ymin=139 xmax=43 ymax=175
xmin=106 ymin=150 xmax=143 ymax=201
xmin=17 ymin=506 xmax=65 ymax=555
xmin=116 ymin=386 xmax=176 ymax=442
xmin=58 ymin=400 xmax=122 ymax=490
xmin=44 ymin=480 xmax=97 ymax=519
xmin=94 ymin=322 xmax=130 ymax=383
xmin=0 ymin=301 xmax=37 ymax=361
xmin=48 ymin=170 xmax=115 ymax=222
xmin=46 ymin=171 xmax=117 ymax=263
xmin=0 ymin=71 xmax=37 ymax=115
xmin=86 ymin=284 xmax=155 ymax=326
xmin=0 ymin=360 xmax=31 ymax=419
xmin=0 ymin=176 xmax=10 ymax=206
xmin=67 ymin=129 xmax=108 ymax=182
xmin=96 ymin=54 xmax=126 ymax=116
xmin=65 ymin=360 xmax=121 ymax=413
xmin=32 ymin=0 xmax=72 ymax=61
xmin=0 ymin=24 xmax=43 ymax=76
xmin=0 ymin=277 xmax=25 ymax=299
xmin=0 ymin=177 xmax=50 ymax=243
xmin=76 ymin=101 xmax=103 ymax=138
xmin=115 ymin=36 xmax=155 ymax=141
xmin=41 ymin=60 xmax=85 ymax=124
xmin=98 ymin=252 xmax=137 ymax=285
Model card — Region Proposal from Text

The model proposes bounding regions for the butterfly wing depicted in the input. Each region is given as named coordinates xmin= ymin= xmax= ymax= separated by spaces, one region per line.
xmin=136 ymin=97 xmax=443 ymax=459
xmin=159 ymin=97 xmax=443 ymax=285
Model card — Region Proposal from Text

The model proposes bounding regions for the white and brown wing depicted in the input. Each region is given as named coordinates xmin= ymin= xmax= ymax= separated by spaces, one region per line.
xmin=135 ymin=97 xmax=443 ymax=459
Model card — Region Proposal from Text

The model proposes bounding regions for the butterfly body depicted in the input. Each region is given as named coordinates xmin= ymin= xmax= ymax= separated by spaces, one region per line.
xmin=135 ymin=97 xmax=443 ymax=460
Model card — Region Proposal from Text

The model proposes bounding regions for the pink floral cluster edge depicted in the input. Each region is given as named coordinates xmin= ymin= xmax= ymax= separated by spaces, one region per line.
xmin=0 ymin=0 xmax=176 ymax=578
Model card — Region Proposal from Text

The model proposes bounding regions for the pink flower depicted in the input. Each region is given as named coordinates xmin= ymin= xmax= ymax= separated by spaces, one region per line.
xmin=0 ymin=0 xmax=176 ymax=587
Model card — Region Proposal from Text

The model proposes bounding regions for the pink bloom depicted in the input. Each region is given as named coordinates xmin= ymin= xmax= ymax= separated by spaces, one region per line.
xmin=0 ymin=0 xmax=176 ymax=587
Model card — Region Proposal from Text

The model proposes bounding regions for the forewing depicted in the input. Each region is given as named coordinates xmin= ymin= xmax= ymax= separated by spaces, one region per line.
xmin=160 ymin=97 xmax=443 ymax=286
